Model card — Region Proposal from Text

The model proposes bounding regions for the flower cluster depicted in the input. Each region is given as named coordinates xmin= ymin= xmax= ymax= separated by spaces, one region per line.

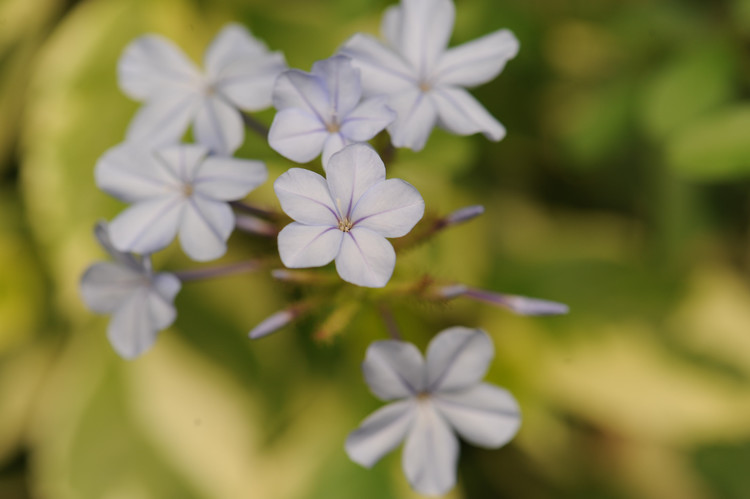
xmin=80 ymin=0 xmax=565 ymax=495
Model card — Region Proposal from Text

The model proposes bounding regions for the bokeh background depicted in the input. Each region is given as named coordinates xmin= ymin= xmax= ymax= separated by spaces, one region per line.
xmin=3 ymin=0 xmax=750 ymax=497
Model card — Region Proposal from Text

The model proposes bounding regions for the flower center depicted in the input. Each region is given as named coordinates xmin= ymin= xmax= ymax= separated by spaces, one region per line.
xmin=419 ymin=80 xmax=432 ymax=93
xmin=182 ymin=183 xmax=194 ymax=197
xmin=337 ymin=217 xmax=353 ymax=232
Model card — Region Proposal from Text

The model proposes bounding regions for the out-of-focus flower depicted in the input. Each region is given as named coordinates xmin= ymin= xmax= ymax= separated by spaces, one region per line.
xmin=80 ymin=222 xmax=181 ymax=359
xmin=269 ymin=55 xmax=395 ymax=167
xmin=274 ymin=143 xmax=424 ymax=287
xmin=118 ymin=23 xmax=286 ymax=155
xmin=346 ymin=327 xmax=521 ymax=496
xmin=95 ymin=143 xmax=267 ymax=261
xmin=340 ymin=0 xmax=519 ymax=151
xmin=435 ymin=285 xmax=570 ymax=315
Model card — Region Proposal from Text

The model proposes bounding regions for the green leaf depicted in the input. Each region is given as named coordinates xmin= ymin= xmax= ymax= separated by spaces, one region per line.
xmin=666 ymin=105 xmax=750 ymax=181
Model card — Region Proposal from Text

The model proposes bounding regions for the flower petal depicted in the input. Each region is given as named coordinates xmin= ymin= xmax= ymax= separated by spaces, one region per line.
xmin=117 ymin=34 xmax=202 ymax=101
xmin=434 ymin=29 xmax=520 ymax=87
xmin=433 ymin=383 xmax=521 ymax=448
xmin=352 ymin=178 xmax=424 ymax=238
xmin=95 ymin=144 xmax=175 ymax=203
xmin=321 ymin=133 xmax=347 ymax=168
xmin=402 ymin=401 xmax=459 ymax=496
xmin=431 ymin=86 xmax=505 ymax=141
xmin=272 ymin=70 xmax=329 ymax=120
xmin=380 ymin=4 xmax=402 ymax=49
xmin=193 ymin=156 xmax=267 ymax=200
xmin=339 ymin=34 xmax=416 ymax=96
xmin=362 ymin=340 xmax=426 ymax=400
xmin=397 ymin=0 xmax=455 ymax=77
xmin=80 ymin=262 xmax=141 ymax=313
xmin=386 ymin=89 xmax=438 ymax=151
xmin=312 ymin=55 xmax=362 ymax=118
xmin=345 ymin=399 xmax=416 ymax=468
xmin=152 ymin=272 xmax=182 ymax=315
xmin=273 ymin=168 xmax=338 ymax=225
xmin=193 ymin=95 xmax=244 ymax=155
xmin=93 ymin=221 xmax=141 ymax=268
xmin=151 ymin=144 xmax=208 ymax=184
xmin=178 ymin=196 xmax=234 ymax=261
xmin=205 ymin=24 xmax=287 ymax=110
xmin=109 ymin=196 xmax=184 ymax=255
xmin=107 ymin=286 xmax=176 ymax=359
xmin=335 ymin=227 xmax=395 ymax=288
xmin=125 ymin=90 xmax=200 ymax=147
xmin=340 ymin=96 xmax=396 ymax=142
xmin=425 ymin=327 xmax=494 ymax=392
xmin=277 ymin=223 xmax=343 ymax=268
xmin=268 ymin=108 xmax=328 ymax=163
xmin=325 ymin=144 xmax=385 ymax=215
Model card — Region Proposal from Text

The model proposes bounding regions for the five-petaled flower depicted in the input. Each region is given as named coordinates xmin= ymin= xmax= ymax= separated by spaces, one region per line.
xmin=118 ymin=23 xmax=287 ymax=155
xmin=346 ymin=327 xmax=521 ymax=496
xmin=340 ymin=0 xmax=519 ymax=151
xmin=80 ymin=222 xmax=182 ymax=359
xmin=274 ymin=143 xmax=424 ymax=287
xmin=268 ymin=55 xmax=395 ymax=167
xmin=96 ymin=143 xmax=267 ymax=261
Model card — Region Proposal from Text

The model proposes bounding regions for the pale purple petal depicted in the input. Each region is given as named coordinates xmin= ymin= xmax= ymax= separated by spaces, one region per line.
xmin=339 ymin=34 xmax=416 ymax=96
xmin=273 ymin=168 xmax=338 ymax=226
xmin=268 ymin=108 xmax=328 ymax=163
xmin=434 ymin=29 xmax=519 ymax=87
xmin=380 ymin=4 xmax=402 ymax=49
xmin=335 ymin=227 xmax=395 ymax=288
xmin=277 ymin=223 xmax=343 ymax=268
xmin=431 ymin=86 xmax=505 ymax=141
xmin=125 ymin=90 xmax=199 ymax=148
xmin=93 ymin=221 xmax=141 ymax=268
xmin=109 ymin=196 xmax=184 ymax=255
xmin=402 ymin=401 xmax=459 ymax=496
xmin=80 ymin=262 xmax=141 ymax=313
xmin=325 ymin=144 xmax=385 ymax=215
xmin=151 ymin=272 xmax=182 ymax=310
xmin=107 ymin=287 xmax=176 ymax=360
xmin=339 ymin=96 xmax=396 ymax=142
xmin=311 ymin=55 xmax=361 ymax=117
xmin=433 ymin=383 xmax=521 ymax=448
xmin=397 ymin=0 xmax=455 ymax=77
xmin=345 ymin=400 xmax=416 ymax=468
xmin=321 ymin=133 xmax=348 ymax=168
xmin=425 ymin=327 xmax=494 ymax=392
xmin=272 ymin=70 xmax=329 ymax=120
xmin=193 ymin=95 xmax=244 ymax=155
xmin=362 ymin=340 xmax=426 ymax=400
xmin=95 ymin=144 xmax=175 ymax=202
xmin=178 ymin=196 xmax=235 ymax=261
xmin=249 ymin=309 xmax=294 ymax=339
xmin=194 ymin=157 xmax=267 ymax=200
xmin=386 ymin=89 xmax=438 ymax=151
xmin=352 ymin=178 xmax=424 ymax=238
xmin=463 ymin=288 xmax=570 ymax=316
xmin=152 ymin=144 xmax=208 ymax=183
xmin=205 ymin=24 xmax=287 ymax=110
xmin=118 ymin=34 xmax=202 ymax=100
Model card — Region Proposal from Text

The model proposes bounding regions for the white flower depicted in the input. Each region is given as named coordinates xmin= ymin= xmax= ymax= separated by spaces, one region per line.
xmin=340 ymin=0 xmax=519 ymax=151
xmin=118 ymin=23 xmax=287 ymax=155
xmin=95 ymin=143 xmax=267 ymax=261
xmin=268 ymin=55 xmax=395 ymax=166
xmin=346 ymin=327 xmax=521 ymax=496
xmin=80 ymin=222 xmax=181 ymax=359
xmin=274 ymin=143 xmax=424 ymax=288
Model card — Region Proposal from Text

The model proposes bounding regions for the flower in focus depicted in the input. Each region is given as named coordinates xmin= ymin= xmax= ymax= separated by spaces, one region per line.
xmin=80 ymin=222 xmax=181 ymax=359
xmin=268 ymin=55 xmax=395 ymax=166
xmin=346 ymin=327 xmax=521 ymax=496
xmin=340 ymin=0 xmax=519 ymax=151
xmin=96 ymin=143 xmax=267 ymax=261
xmin=274 ymin=143 xmax=424 ymax=287
xmin=118 ymin=23 xmax=287 ymax=155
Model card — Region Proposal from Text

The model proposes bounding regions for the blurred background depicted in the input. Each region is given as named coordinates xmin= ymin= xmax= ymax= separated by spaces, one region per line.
xmin=2 ymin=0 xmax=750 ymax=497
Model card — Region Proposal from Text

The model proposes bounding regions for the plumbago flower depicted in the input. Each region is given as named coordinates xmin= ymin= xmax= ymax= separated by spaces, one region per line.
xmin=274 ymin=143 xmax=424 ymax=287
xmin=346 ymin=327 xmax=521 ymax=496
xmin=340 ymin=0 xmax=520 ymax=151
xmin=119 ymin=23 xmax=287 ymax=155
xmin=95 ymin=143 xmax=267 ymax=261
xmin=268 ymin=55 xmax=395 ymax=166
xmin=80 ymin=222 xmax=181 ymax=359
